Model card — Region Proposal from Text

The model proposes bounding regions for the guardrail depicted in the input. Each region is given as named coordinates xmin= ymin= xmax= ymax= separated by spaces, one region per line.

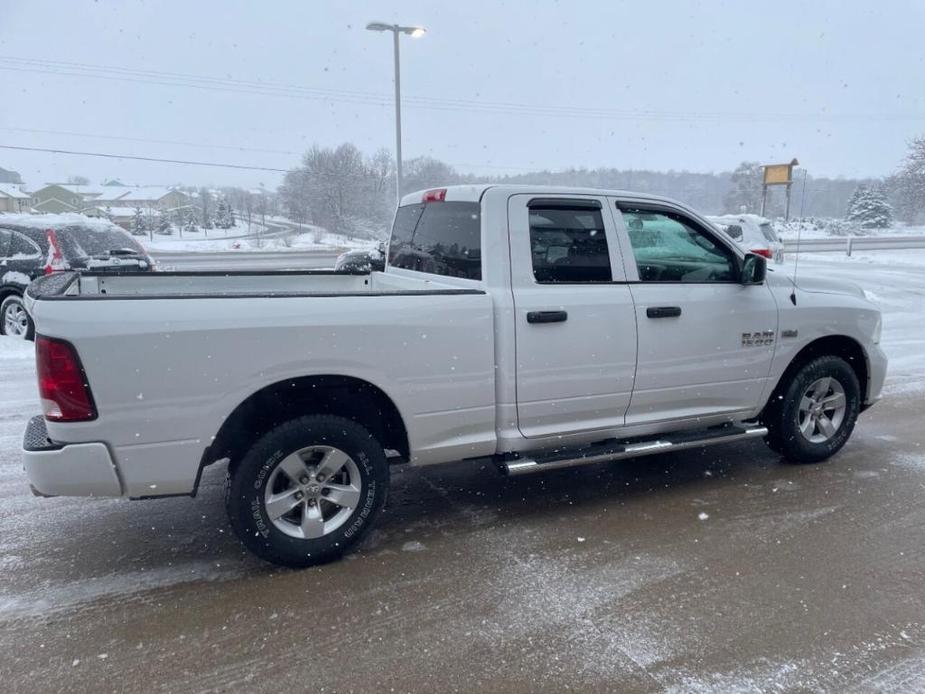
xmin=782 ymin=235 xmax=925 ymax=255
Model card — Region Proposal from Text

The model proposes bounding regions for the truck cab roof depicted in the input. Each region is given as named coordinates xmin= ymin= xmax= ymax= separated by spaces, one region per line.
xmin=399 ymin=184 xmax=689 ymax=209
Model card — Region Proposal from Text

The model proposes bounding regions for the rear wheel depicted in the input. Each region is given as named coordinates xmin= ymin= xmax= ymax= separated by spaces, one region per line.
xmin=226 ymin=415 xmax=389 ymax=567
xmin=0 ymin=295 xmax=34 ymax=340
xmin=763 ymin=355 xmax=860 ymax=463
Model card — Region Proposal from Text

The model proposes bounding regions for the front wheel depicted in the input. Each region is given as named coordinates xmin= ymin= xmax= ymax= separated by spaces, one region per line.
xmin=763 ymin=355 xmax=861 ymax=463
xmin=0 ymin=295 xmax=34 ymax=340
xmin=226 ymin=415 xmax=389 ymax=567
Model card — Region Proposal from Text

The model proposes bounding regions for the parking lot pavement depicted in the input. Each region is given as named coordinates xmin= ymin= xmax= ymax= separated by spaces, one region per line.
xmin=1 ymin=354 xmax=922 ymax=692
xmin=1 ymin=254 xmax=923 ymax=692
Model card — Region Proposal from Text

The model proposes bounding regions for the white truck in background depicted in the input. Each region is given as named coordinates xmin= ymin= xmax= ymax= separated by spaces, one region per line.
xmin=22 ymin=185 xmax=886 ymax=567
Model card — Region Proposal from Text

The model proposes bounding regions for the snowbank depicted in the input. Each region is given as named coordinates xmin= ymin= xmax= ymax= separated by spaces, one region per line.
xmin=141 ymin=228 xmax=376 ymax=253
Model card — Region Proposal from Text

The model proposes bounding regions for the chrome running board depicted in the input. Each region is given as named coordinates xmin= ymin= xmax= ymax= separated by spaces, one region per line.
xmin=503 ymin=426 xmax=768 ymax=476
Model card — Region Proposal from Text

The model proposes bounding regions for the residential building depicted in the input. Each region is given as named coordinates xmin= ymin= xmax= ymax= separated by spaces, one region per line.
xmin=29 ymin=182 xmax=192 ymax=218
xmin=30 ymin=183 xmax=103 ymax=213
xmin=0 ymin=183 xmax=33 ymax=213
xmin=94 ymin=186 xmax=191 ymax=211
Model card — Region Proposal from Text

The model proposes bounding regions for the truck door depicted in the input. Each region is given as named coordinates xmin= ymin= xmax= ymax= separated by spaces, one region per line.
xmin=611 ymin=200 xmax=778 ymax=425
xmin=508 ymin=195 xmax=637 ymax=438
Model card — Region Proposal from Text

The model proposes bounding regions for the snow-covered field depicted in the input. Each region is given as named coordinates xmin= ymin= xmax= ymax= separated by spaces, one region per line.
xmin=775 ymin=220 xmax=925 ymax=239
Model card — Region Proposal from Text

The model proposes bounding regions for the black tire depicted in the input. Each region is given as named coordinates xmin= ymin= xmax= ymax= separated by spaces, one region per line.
xmin=226 ymin=415 xmax=389 ymax=568
xmin=762 ymin=355 xmax=860 ymax=464
xmin=0 ymin=294 xmax=35 ymax=341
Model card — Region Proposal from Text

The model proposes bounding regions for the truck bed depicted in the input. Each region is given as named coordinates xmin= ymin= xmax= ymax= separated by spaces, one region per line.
xmin=26 ymin=268 xmax=475 ymax=299
xmin=25 ymin=268 xmax=497 ymax=497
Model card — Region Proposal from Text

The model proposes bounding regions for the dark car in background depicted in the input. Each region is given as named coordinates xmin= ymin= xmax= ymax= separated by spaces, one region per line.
xmin=334 ymin=245 xmax=385 ymax=273
xmin=0 ymin=214 xmax=155 ymax=340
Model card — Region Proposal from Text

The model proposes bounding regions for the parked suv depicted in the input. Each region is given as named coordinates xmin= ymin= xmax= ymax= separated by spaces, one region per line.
xmin=0 ymin=213 xmax=155 ymax=339
xmin=707 ymin=214 xmax=785 ymax=264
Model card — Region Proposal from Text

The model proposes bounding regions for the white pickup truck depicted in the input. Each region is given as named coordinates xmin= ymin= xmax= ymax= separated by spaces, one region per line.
xmin=22 ymin=185 xmax=886 ymax=567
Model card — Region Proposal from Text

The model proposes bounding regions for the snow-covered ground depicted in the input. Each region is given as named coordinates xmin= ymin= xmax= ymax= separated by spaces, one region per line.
xmin=778 ymin=249 xmax=925 ymax=397
xmin=139 ymin=222 xmax=377 ymax=254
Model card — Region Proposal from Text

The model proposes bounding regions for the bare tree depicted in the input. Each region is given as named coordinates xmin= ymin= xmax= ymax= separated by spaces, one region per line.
xmin=893 ymin=135 xmax=925 ymax=223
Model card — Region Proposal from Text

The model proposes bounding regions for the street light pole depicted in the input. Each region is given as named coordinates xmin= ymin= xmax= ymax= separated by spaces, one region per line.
xmin=392 ymin=28 xmax=402 ymax=206
xmin=366 ymin=21 xmax=426 ymax=206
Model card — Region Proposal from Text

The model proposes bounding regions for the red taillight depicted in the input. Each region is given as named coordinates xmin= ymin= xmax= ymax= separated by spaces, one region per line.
xmin=422 ymin=188 xmax=447 ymax=202
xmin=750 ymin=248 xmax=773 ymax=259
xmin=36 ymin=336 xmax=97 ymax=422
xmin=44 ymin=228 xmax=68 ymax=275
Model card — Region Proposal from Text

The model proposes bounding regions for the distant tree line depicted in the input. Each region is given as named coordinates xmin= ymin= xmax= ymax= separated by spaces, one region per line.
xmin=277 ymin=140 xmax=925 ymax=239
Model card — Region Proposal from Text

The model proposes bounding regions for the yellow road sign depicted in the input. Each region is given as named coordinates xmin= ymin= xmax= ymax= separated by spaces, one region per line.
xmin=763 ymin=164 xmax=793 ymax=185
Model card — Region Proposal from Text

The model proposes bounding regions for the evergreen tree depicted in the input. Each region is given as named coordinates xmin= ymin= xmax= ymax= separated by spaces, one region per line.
xmin=183 ymin=207 xmax=199 ymax=233
xmin=215 ymin=199 xmax=233 ymax=229
xmin=132 ymin=206 xmax=145 ymax=236
xmin=846 ymin=186 xmax=893 ymax=229
xmin=157 ymin=210 xmax=172 ymax=235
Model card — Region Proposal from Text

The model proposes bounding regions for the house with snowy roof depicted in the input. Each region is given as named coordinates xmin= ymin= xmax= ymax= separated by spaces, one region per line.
xmin=92 ymin=186 xmax=192 ymax=212
xmin=29 ymin=182 xmax=192 ymax=218
xmin=0 ymin=183 xmax=34 ymax=213
xmin=30 ymin=183 xmax=103 ymax=213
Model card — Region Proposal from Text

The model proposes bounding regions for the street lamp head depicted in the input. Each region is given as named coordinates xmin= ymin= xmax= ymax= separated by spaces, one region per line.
xmin=366 ymin=21 xmax=426 ymax=37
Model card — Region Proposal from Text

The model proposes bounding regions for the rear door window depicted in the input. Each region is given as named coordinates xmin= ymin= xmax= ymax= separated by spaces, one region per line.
xmin=388 ymin=202 xmax=481 ymax=280
xmin=57 ymin=226 xmax=146 ymax=259
xmin=528 ymin=204 xmax=612 ymax=283
xmin=10 ymin=232 xmax=41 ymax=259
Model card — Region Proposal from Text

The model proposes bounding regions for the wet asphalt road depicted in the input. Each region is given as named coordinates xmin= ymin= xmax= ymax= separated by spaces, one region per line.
xmin=1 ymin=254 xmax=923 ymax=693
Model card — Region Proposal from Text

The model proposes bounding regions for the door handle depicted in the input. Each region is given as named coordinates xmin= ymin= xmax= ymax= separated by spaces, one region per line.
xmin=646 ymin=306 xmax=682 ymax=319
xmin=527 ymin=310 xmax=568 ymax=324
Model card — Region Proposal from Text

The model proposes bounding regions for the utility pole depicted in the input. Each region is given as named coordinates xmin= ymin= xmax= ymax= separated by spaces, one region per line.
xmin=798 ymin=168 xmax=809 ymax=218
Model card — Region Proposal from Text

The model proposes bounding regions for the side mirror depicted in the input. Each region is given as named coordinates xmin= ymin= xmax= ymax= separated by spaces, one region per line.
xmin=740 ymin=253 xmax=767 ymax=285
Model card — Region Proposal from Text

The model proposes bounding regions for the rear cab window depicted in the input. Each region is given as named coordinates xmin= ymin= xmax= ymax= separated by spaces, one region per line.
xmin=388 ymin=202 xmax=481 ymax=280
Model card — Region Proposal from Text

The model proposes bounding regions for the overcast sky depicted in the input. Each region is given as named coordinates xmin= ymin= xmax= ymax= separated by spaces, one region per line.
xmin=1 ymin=0 xmax=923 ymax=188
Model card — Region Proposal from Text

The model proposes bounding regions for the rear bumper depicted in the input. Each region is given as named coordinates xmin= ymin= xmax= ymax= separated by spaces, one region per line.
xmin=22 ymin=415 xmax=122 ymax=497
